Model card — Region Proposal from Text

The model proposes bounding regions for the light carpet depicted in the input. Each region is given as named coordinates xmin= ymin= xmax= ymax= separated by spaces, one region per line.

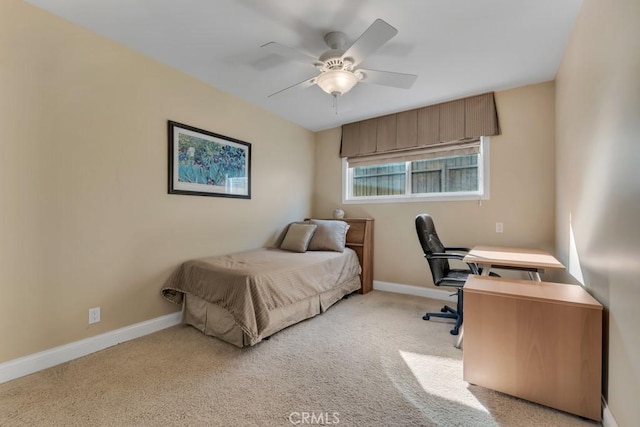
xmin=0 ymin=291 xmax=600 ymax=426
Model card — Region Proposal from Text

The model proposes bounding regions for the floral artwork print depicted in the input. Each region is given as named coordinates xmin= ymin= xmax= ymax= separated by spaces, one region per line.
xmin=177 ymin=134 xmax=246 ymax=186
xmin=168 ymin=121 xmax=251 ymax=198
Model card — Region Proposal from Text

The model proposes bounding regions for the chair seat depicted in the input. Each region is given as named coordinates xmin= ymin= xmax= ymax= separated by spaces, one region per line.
xmin=436 ymin=269 xmax=473 ymax=287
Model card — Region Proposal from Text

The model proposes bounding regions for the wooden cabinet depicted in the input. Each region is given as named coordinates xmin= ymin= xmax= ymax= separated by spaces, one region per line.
xmin=343 ymin=218 xmax=374 ymax=294
xmin=463 ymin=275 xmax=602 ymax=421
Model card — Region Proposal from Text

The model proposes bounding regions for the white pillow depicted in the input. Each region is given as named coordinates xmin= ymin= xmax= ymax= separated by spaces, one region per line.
xmin=307 ymin=219 xmax=349 ymax=252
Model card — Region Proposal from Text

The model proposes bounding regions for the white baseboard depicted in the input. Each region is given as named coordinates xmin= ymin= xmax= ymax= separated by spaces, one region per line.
xmin=0 ymin=285 xmax=441 ymax=384
xmin=373 ymin=280 xmax=457 ymax=302
xmin=602 ymin=397 xmax=619 ymax=427
xmin=0 ymin=311 xmax=182 ymax=384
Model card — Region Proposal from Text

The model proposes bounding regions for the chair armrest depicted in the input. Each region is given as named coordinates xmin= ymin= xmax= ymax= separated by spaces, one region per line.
xmin=427 ymin=253 xmax=480 ymax=275
xmin=428 ymin=252 xmax=466 ymax=261
xmin=444 ymin=246 xmax=471 ymax=252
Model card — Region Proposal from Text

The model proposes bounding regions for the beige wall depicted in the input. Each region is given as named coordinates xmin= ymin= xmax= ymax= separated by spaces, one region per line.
xmin=555 ymin=0 xmax=640 ymax=424
xmin=8 ymin=5 xmax=636 ymax=424
xmin=0 ymin=0 xmax=314 ymax=363
xmin=313 ymin=82 xmax=556 ymax=287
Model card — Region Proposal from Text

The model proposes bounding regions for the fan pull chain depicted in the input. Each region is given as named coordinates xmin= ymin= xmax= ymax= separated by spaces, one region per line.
xmin=333 ymin=93 xmax=339 ymax=114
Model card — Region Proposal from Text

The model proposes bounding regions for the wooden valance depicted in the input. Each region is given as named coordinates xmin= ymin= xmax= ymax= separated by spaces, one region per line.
xmin=340 ymin=92 xmax=500 ymax=158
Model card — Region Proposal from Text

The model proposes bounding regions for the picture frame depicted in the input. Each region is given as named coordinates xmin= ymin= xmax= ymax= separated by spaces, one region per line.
xmin=168 ymin=121 xmax=251 ymax=199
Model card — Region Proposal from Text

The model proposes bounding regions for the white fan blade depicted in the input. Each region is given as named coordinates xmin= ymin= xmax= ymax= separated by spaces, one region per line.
xmin=342 ymin=19 xmax=398 ymax=67
xmin=268 ymin=76 xmax=317 ymax=98
xmin=261 ymin=42 xmax=319 ymax=66
xmin=358 ymin=69 xmax=417 ymax=89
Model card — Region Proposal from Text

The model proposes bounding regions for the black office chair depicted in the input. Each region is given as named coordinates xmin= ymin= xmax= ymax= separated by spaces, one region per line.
xmin=415 ymin=214 xmax=496 ymax=335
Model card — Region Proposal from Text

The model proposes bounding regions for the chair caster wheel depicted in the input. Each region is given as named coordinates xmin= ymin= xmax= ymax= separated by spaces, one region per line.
xmin=450 ymin=328 xmax=459 ymax=335
xmin=440 ymin=307 xmax=447 ymax=313
xmin=423 ymin=314 xmax=430 ymax=321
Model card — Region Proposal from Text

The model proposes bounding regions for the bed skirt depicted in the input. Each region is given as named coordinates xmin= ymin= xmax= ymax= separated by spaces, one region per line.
xmin=183 ymin=275 xmax=361 ymax=347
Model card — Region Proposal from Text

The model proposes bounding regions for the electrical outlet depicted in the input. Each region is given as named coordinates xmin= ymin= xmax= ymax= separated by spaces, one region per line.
xmin=88 ymin=307 xmax=101 ymax=324
xmin=495 ymin=222 xmax=504 ymax=233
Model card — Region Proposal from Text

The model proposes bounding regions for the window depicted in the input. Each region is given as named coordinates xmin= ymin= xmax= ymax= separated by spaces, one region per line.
xmin=343 ymin=137 xmax=490 ymax=203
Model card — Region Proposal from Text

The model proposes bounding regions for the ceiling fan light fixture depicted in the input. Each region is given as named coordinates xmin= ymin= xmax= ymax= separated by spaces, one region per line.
xmin=316 ymin=70 xmax=359 ymax=96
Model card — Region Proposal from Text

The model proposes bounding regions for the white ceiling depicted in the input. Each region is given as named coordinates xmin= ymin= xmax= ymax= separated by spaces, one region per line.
xmin=25 ymin=0 xmax=583 ymax=132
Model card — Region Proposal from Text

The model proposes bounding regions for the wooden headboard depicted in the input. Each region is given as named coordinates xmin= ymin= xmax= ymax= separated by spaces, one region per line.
xmin=343 ymin=218 xmax=374 ymax=294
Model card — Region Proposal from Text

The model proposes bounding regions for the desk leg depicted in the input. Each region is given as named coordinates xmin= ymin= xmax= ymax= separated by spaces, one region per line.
xmin=480 ymin=264 xmax=491 ymax=276
xmin=455 ymin=326 xmax=463 ymax=349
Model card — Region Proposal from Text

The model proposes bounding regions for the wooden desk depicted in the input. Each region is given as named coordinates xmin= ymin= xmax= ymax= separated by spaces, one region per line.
xmin=463 ymin=245 xmax=565 ymax=281
xmin=463 ymin=275 xmax=602 ymax=421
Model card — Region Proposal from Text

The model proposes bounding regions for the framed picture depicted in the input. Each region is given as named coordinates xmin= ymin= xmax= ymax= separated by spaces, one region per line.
xmin=168 ymin=121 xmax=251 ymax=199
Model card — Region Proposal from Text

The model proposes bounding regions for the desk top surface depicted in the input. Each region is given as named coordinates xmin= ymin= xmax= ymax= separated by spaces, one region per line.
xmin=463 ymin=245 xmax=565 ymax=270
xmin=464 ymin=275 xmax=602 ymax=309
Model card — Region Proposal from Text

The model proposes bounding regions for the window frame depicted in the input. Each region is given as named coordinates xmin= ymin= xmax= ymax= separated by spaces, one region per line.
xmin=342 ymin=137 xmax=491 ymax=204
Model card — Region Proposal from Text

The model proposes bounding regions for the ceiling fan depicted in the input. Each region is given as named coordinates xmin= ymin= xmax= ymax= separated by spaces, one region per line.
xmin=262 ymin=19 xmax=418 ymax=100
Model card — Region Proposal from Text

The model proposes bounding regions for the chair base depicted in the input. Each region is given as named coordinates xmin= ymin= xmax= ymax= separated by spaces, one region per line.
xmin=423 ymin=304 xmax=462 ymax=335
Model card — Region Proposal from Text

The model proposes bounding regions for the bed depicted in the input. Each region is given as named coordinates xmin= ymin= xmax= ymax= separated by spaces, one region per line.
xmin=161 ymin=219 xmax=370 ymax=347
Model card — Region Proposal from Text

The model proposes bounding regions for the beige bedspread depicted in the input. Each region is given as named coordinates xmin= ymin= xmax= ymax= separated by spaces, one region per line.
xmin=161 ymin=247 xmax=361 ymax=345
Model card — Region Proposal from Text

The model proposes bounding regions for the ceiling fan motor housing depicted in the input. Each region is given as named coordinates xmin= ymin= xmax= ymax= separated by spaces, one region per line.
xmin=319 ymin=51 xmax=350 ymax=70
xmin=320 ymin=32 xmax=354 ymax=71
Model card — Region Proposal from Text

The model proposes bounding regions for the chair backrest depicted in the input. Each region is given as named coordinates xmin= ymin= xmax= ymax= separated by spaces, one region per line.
xmin=415 ymin=214 xmax=450 ymax=284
